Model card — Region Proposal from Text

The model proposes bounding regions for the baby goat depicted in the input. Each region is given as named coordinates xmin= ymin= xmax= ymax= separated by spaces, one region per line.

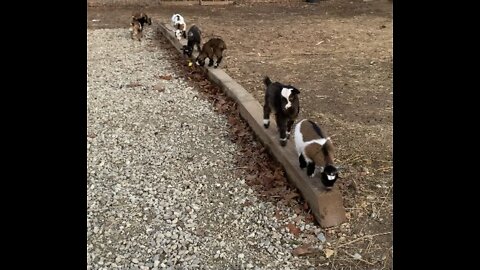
xmin=171 ymin=13 xmax=187 ymax=40
xmin=129 ymin=20 xmax=143 ymax=41
xmin=195 ymin=38 xmax=227 ymax=68
xmin=131 ymin=12 xmax=152 ymax=28
xmin=182 ymin=25 xmax=202 ymax=57
xmin=263 ymin=76 xmax=300 ymax=146
xmin=294 ymin=119 xmax=339 ymax=190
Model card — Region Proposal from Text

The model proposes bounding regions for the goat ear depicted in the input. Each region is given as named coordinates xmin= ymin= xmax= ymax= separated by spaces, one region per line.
xmin=292 ymin=88 xmax=300 ymax=95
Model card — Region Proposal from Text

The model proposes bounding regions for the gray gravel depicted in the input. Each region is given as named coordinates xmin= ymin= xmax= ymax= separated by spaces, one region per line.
xmin=87 ymin=27 xmax=326 ymax=270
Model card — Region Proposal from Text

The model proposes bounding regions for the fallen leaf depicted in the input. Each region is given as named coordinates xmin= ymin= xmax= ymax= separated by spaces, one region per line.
xmin=158 ymin=75 xmax=172 ymax=80
xmin=268 ymin=186 xmax=285 ymax=195
xmin=198 ymin=80 xmax=209 ymax=86
xmin=217 ymin=99 xmax=226 ymax=106
xmin=287 ymin=223 xmax=301 ymax=236
xmin=284 ymin=192 xmax=300 ymax=201
xmin=292 ymin=244 xmax=316 ymax=256
xmin=273 ymin=168 xmax=284 ymax=181
xmin=324 ymin=248 xmax=335 ymax=259
xmin=245 ymin=174 xmax=257 ymax=182
xmin=227 ymin=116 xmax=238 ymax=125
xmin=237 ymin=130 xmax=248 ymax=137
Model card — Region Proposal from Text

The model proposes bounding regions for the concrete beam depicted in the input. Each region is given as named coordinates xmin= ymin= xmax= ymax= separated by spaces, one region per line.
xmin=157 ymin=23 xmax=346 ymax=228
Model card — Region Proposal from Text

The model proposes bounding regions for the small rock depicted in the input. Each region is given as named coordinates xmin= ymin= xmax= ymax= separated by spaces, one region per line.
xmin=317 ymin=232 xmax=326 ymax=243
xmin=154 ymin=82 xmax=165 ymax=92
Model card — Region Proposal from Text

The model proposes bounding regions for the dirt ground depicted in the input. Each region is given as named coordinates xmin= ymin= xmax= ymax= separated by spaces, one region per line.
xmin=88 ymin=0 xmax=393 ymax=268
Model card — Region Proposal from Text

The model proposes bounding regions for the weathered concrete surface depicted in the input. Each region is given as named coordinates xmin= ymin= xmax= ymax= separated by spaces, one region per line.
xmin=158 ymin=22 xmax=346 ymax=228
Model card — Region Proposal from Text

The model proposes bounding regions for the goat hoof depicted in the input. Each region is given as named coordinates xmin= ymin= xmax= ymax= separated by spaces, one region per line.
xmin=264 ymin=123 xmax=269 ymax=128
xmin=280 ymin=140 xmax=287 ymax=147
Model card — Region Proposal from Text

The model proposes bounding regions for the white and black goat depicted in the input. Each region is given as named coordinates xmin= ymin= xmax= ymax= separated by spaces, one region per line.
xmin=263 ymin=76 xmax=300 ymax=146
xmin=171 ymin=13 xmax=187 ymax=40
xmin=182 ymin=25 xmax=202 ymax=57
xmin=294 ymin=119 xmax=339 ymax=190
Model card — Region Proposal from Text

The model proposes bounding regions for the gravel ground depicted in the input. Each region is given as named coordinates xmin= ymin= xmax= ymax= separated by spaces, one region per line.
xmin=87 ymin=27 xmax=327 ymax=270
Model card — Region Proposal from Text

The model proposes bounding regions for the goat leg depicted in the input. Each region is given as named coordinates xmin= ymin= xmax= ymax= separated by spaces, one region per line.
xmin=286 ymin=119 xmax=295 ymax=139
xmin=263 ymin=105 xmax=271 ymax=128
xmin=214 ymin=56 xmax=223 ymax=68
xmin=299 ymin=154 xmax=307 ymax=168
xmin=276 ymin=115 xmax=288 ymax=146
xmin=307 ymin=162 xmax=316 ymax=177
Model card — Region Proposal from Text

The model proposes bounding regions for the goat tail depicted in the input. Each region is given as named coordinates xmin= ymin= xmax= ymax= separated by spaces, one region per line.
xmin=263 ymin=76 xmax=272 ymax=87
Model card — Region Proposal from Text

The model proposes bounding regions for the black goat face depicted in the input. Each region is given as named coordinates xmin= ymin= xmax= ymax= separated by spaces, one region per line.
xmin=320 ymin=165 xmax=338 ymax=190
xmin=182 ymin=45 xmax=193 ymax=57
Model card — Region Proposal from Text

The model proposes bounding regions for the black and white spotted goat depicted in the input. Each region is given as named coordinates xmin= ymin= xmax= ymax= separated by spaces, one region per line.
xmin=294 ymin=119 xmax=339 ymax=190
xmin=263 ymin=76 xmax=300 ymax=146
xmin=182 ymin=25 xmax=202 ymax=57
xmin=171 ymin=13 xmax=187 ymax=40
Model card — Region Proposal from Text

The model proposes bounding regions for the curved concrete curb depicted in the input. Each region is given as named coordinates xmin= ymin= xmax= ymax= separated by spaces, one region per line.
xmin=158 ymin=23 xmax=346 ymax=228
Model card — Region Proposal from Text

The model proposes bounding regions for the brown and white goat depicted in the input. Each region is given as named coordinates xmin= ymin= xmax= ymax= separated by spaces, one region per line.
xmin=294 ymin=119 xmax=339 ymax=189
xmin=195 ymin=38 xmax=226 ymax=68
xmin=263 ymin=76 xmax=300 ymax=146
xmin=129 ymin=20 xmax=143 ymax=41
